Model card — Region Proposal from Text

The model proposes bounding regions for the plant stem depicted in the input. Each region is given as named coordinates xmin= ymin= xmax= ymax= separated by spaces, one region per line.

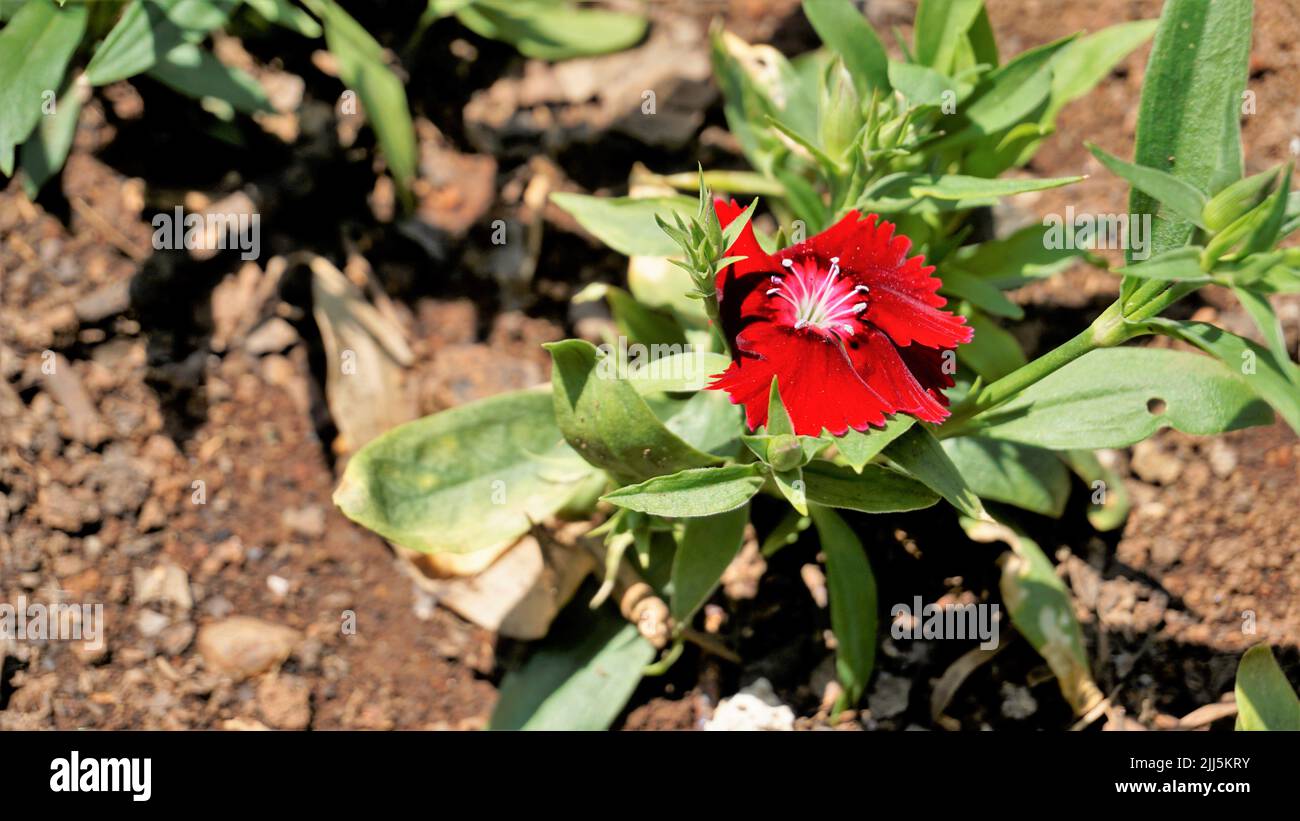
xmin=942 ymin=299 xmax=1132 ymax=434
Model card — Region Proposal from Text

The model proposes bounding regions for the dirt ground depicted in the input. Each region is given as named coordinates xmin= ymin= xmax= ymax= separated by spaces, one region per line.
xmin=2 ymin=0 xmax=1297 ymax=731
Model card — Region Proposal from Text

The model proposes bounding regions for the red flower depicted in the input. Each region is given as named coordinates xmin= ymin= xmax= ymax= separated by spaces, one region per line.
xmin=708 ymin=199 xmax=974 ymax=437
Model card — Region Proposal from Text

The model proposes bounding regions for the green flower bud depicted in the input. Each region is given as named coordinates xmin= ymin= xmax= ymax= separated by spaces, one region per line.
xmin=767 ymin=434 xmax=804 ymax=472
xmin=819 ymin=59 xmax=862 ymax=162
xmin=1202 ymin=168 xmax=1278 ymax=233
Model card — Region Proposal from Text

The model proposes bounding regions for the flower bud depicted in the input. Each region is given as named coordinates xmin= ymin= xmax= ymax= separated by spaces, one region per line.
xmin=1202 ymin=168 xmax=1278 ymax=233
xmin=767 ymin=434 xmax=804 ymax=472
xmin=819 ymin=59 xmax=862 ymax=162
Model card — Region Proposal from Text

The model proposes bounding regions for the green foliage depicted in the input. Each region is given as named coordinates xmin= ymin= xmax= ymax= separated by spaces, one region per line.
xmin=440 ymin=0 xmax=646 ymax=61
xmin=0 ymin=0 xmax=86 ymax=175
xmin=490 ymin=594 xmax=655 ymax=731
xmin=1234 ymin=645 xmax=1300 ymax=731
xmin=812 ymin=505 xmax=877 ymax=708
xmin=333 ymin=389 xmax=597 ymax=554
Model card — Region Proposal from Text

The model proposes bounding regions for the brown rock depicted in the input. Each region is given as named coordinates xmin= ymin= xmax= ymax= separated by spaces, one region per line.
xmin=197 ymin=616 xmax=301 ymax=680
xmin=256 ymin=674 xmax=312 ymax=730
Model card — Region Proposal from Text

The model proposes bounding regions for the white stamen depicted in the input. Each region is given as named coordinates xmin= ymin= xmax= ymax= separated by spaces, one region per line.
xmin=766 ymin=288 xmax=780 ymax=296
xmin=855 ymin=285 xmax=870 ymax=294
xmin=842 ymin=324 xmax=855 ymax=335
xmin=781 ymin=259 xmax=794 ymax=268
xmin=794 ymin=319 xmax=808 ymax=329
xmin=852 ymin=303 xmax=867 ymax=314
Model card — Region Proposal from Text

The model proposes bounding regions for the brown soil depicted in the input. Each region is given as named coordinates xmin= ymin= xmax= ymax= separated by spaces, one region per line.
xmin=2 ymin=0 xmax=1297 ymax=731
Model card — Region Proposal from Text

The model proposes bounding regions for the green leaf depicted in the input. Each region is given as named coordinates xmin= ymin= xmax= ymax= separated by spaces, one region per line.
xmin=547 ymin=339 xmax=722 ymax=483
xmin=309 ymin=0 xmax=418 ymax=205
xmin=1128 ymin=0 xmax=1252 ymax=262
xmin=18 ymin=83 xmax=81 ymax=196
xmin=885 ymin=424 xmax=985 ymax=519
xmin=832 ymin=416 xmax=915 ymax=472
xmin=551 ymin=192 xmax=695 ymax=258
xmin=958 ymin=310 xmax=1026 ymax=382
xmin=626 ymin=350 xmax=730 ymax=395
xmin=1239 ymin=164 xmax=1293 ymax=258
xmin=0 ymin=0 xmax=86 ymax=175
xmin=653 ymin=389 xmax=744 ymax=459
xmin=971 ymin=519 xmax=1101 ymax=715
xmin=907 ymin=173 xmax=1085 ymax=201
xmin=970 ymin=347 xmax=1274 ymax=449
xmin=1115 ymin=246 xmax=1209 ymax=281
xmin=942 ymin=436 xmax=1069 ymax=517
xmin=804 ymin=0 xmax=890 ymax=94
xmin=1234 ymin=644 xmax=1300 ymax=731
xmin=810 ymin=505 xmax=877 ymax=706
xmin=490 ymin=596 xmax=653 ymax=731
xmin=955 ymin=35 xmax=1075 ymax=139
xmin=243 ymin=0 xmax=322 ymax=37
xmin=85 ymin=0 xmax=235 ymax=87
xmin=1058 ymin=449 xmax=1131 ymax=532
xmin=940 ymin=269 xmax=1023 ymax=320
xmin=802 ymin=461 xmax=939 ymax=513
xmin=456 ymin=0 xmax=646 ymax=61
xmin=1143 ymin=318 xmax=1300 ymax=436
xmin=764 ymin=377 xmax=794 ymax=437
xmin=1044 ymin=20 xmax=1157 ymax=123
xmin=912 ymin=0 xmax=983 ymax=75
xmin=1232 ymin=286 xmax=1298 ymax=384
xmin=950 ymin=224 xmax=1088 ymax=290
xmin=669 ymin=504 xmax=750 ymax=625
xmin=333 ymin=388 xmax=597 ymax=554
xmin=1088 ymin=143 xmax=1207 ymax=228
xmin=888 ymin=60 xmax=965 ymax=108
xmin=586 ymin=284 xmax=688 ymax=347
xmin=146 ymin=43 xmax=273 ymax=114
xmin=602 ymin=465 xmax=764 ymax=518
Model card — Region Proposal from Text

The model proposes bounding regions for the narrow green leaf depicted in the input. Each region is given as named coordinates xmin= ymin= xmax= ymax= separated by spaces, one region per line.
xmin=1129 ymin=0 xmax=1253 ymax=261
xmin=913 ymin=0 xmax=983 ymax=75
xmin=811 ymin=505 xmax=877 ymax=706
xmin=307 ymin=0 xmax=417 ymax=204
xmin=940 ymin=269 xmax=1024 ymax=319
xmin=803 ymin=0 xmax=890 ymax=93
xmin=1232 ymin=286 xmax=1297 ymax=384
xmin=970 ymin=519 xmax=1101 ymax=715
xmin=243 ymin=0 xmax=322 ymax=37
xmin=85 ymin=0 xmax=235 ymax=86
xmin=1044 ymin=20 xmax=1157 ymax=123
xmin=909 ymin=173 xmax=1084 ymax=201
xmin=1234 ymin=644 xmax=1300 ymax=731
xmin=670 ymin=504 xmax=750 ymax=625
xmin=1089 ymin=143 xmax=1207 ymax=228
xmin=146 ymin=42 xmax=273 ymax=114
xmin=333 ymin=388 xmax=596 ymax=554
xmin=970 ymin=347 xmax=1274 ymax=449
xmin=457 ymin=0 xmax=646 ymax=61
xmin=19 ymin=83 xmax=81 ymax=196
xmin=551 ymin=192 xmax=695 ymax=258
xmin=958 ymin=310 xmax=1026 ymax=382
xmin=0 ymin=0 xmax=86 ymax=175
xmin=602 ymin=465 xmax=764 ymax=518
xmin=885 ymin=424 xmax=985 ymax=519
xmin=957 ymin=35 xmax=1075 ymax=138
xmin=950 ymin=224 xmax=1089 ymax=290
xmin=490 ymin=597 xmax=653 ymax=731
xmin=1115 ymin=246 xmax=1210 ymax=281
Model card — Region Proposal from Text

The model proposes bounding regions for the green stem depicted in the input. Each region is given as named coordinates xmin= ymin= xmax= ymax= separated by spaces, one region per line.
xmin=942 ymin=299 xmax=1133 ymax=434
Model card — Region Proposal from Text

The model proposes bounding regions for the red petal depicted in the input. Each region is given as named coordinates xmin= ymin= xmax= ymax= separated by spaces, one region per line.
xmin=842 ymin=330 xmax=950 ymax=423
xmin=710 ymin=320 xmax=891 ymax=436
xmin=779 ymin=211 xmax=973 ymax=349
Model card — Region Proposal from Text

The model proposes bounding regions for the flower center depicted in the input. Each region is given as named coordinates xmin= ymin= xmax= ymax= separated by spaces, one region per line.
xmin=766 ymin=256 xmax=870 ymax=339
